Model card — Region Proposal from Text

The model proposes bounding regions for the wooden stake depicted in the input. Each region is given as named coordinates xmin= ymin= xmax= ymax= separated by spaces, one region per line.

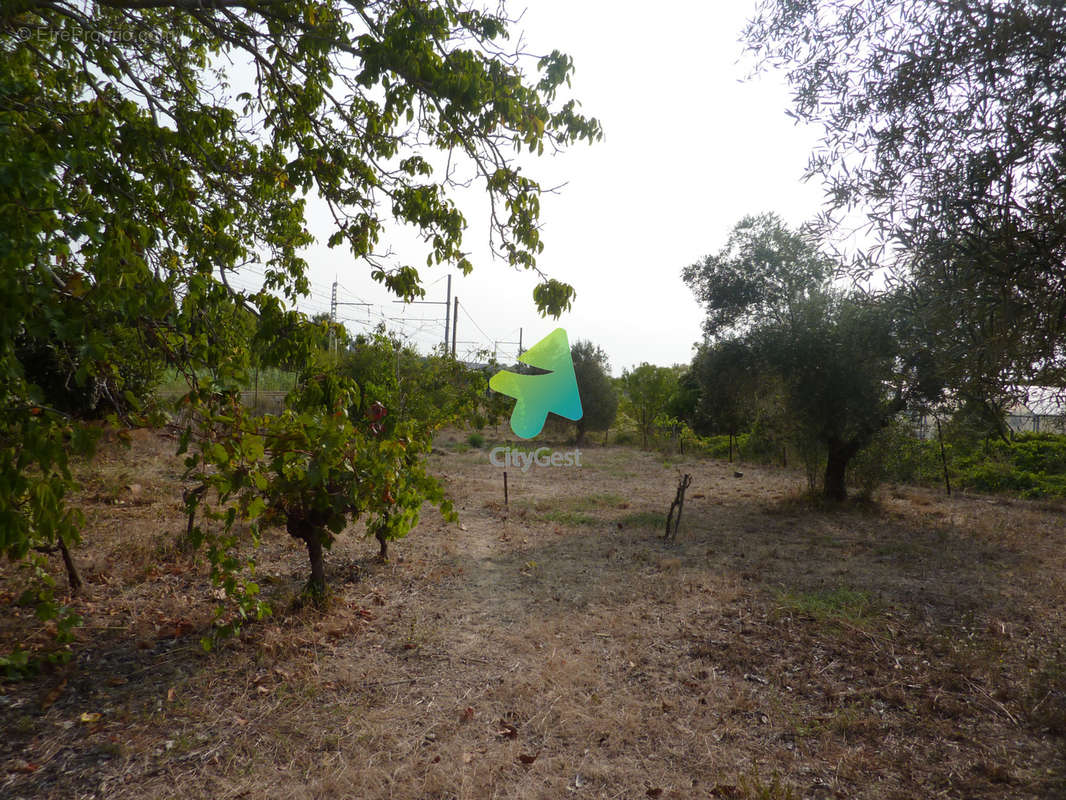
xmin=664 ymin=473 xmax=693 ymax=542
xmin=936 ymin=416 xmax=952 ymax=496
xmin=33 ymin=538 xmax=82 ymax=594
xmin=503 ymin=471 xmax=509 ymax=506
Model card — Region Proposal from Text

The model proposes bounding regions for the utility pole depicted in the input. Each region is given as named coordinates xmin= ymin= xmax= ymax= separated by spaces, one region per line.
xmin=494 ymin=332 xmax=523 ymax=362
xmin=451 ymin=296 xmax=458 ymax=358
xmin=329 ymin=282 xmax=336 ymax=355
xmin=443 ymin=274 xmax=451 ymax=350
xmin=330 ymin=280 xmax=371 ymax=355
xmin=392 ymin=274 xmax=452 ymax=353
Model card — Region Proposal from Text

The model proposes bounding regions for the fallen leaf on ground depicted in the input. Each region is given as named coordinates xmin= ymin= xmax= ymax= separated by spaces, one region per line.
xmin=40 ymin=679 xmax=67 ymax=710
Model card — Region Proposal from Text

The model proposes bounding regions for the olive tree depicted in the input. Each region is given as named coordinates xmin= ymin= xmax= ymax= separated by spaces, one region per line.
xmin=745 ymin=0 xmax=1066 ymax=393
xmin=570 ymin=340 xmax=617 ymax=445
xmin=689 ymin=340 xmax=760 ymax=461
xmin=685 ymin=215 xmax=916 ymax=500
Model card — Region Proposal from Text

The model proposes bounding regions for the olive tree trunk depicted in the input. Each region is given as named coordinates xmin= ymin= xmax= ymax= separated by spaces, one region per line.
xmin=823 ymin=447 xmax=850 ymax=501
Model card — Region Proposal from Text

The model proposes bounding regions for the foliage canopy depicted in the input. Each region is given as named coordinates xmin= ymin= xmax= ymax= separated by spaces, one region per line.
xmin=570 ymin=339 xmax=617 ymax=445
xmin=745 ymin=0 xmax=1066 ymax=392
xmin=619 ymin=363 xmax=679 ymax=451
xmin=684 ymin=215 xmax=912 ymax=499
xmin=1 ymin=0 xmax=599 ymax=658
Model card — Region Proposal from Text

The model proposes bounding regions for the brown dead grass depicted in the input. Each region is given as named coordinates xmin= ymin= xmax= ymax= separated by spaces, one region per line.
xmin=2 ymin=428 xmax=1065 ymax=799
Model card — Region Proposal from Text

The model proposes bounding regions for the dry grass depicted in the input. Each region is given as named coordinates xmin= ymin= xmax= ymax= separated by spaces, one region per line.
xmin=2 ymin=428 xmax=1066 ymax=799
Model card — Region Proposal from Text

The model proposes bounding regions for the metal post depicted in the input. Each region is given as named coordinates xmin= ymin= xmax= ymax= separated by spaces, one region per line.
xmin=391 ymin=276 xmax=450 ymax=354
xmin=452 ymin=296 xmax=458 ymax=358
xmin=329 ymin=281 xmax=338 ymax=355
xmin=443 ymin=274 xmax=452 ymax=351
xmin=331 ymin=281 xmax=370 ymax=353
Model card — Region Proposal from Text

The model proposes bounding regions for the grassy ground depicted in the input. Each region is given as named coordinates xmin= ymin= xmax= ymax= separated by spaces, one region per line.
xmin=1 ymin=428 xmax=1065 ymax=798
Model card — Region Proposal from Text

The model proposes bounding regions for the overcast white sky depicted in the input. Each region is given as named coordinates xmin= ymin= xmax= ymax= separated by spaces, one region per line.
xmin=279 ymin=1 xmax=826 ymax=374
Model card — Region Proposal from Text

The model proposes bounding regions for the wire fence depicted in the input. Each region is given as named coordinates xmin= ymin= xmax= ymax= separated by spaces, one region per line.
xmin=1005 ymin=414 xmax=1066 ymax=435
xmin=911 ymin=413 xmax=1066 ymax=440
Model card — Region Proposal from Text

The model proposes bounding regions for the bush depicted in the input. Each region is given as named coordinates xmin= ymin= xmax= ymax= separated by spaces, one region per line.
xmin=703 ymin=435 xmax=733 ymax=459
xmin=959 ymin=461 xmax=1040 ymax=495
xmin=697 ymin=433 xmax=750 ymax=460
xmin=954 ymin=460 xmax=1066 ymax=498
xmin=849 ymin=421 xmax=943 ymax=494
xmin=744 ymin=416 xmax=789 ymax=463
xmin=608 ymin=411 xmax=641 ymax=447
xmin=467 ymin=432 xmax=485 ymax=449
xmin=996 ymin=433 xmax=1066 ymax=474
xmin=931 ymin=431 xmax=1066 ymax=499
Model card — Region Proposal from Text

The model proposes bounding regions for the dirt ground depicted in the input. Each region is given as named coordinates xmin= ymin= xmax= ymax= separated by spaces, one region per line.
xmin=2 ymin=427 xmax=1066 ymax=799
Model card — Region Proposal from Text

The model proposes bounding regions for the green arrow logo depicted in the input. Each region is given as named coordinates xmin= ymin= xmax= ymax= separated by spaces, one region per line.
xmin=489 ymin=328 xmax=583 ymax=439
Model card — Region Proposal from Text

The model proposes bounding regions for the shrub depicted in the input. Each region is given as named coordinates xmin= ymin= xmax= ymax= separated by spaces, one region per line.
xmin=998 ymin=433 xmax=1066 ymax=474
xmin=959 ymin=461 xmax=1040 ymax=495
xmin=743 ymin=415 xmax=788 ymax=462
xmin=955 ymin=460 xmax=1066 ymax=498
xmin=467 ymin=432 xmax=485 ymax=449
xmin=849 ymin=421 xmax=943 ymax=494
xmin=699 ymin=434 xmax=750 ymax=460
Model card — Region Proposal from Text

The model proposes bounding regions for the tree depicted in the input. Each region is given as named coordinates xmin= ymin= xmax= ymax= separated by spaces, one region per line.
xmin=665 ymin=367 xmax=701 ymax=428
xmin=689 ymin=340 xmax=760 ymax=461
xmin=620 ymin=363 xmax=677 ymax=450
xmin=682 ymin=212 xmax=833 ymax=340
xmin=184 ymin=328 xmax=495 ymax=618
xmin=14 ymin=293 xmax=167 ymax=418
xmin=2 ymin=1 xmax=599 ymax=654
xmin=754 ymin=295 xmax=906 ymax=500
xmin=570 ymin=340 xmax=617 ymax=445
xmin=685 ymin=215 xmax=914 ymax=500
xmin=744 ymin=0 xmax=1066 ymax=393
xmin=341 ymin=330 xmax=490 ymax=559
xmin=183 ymin=375 xmax=427 ymax=608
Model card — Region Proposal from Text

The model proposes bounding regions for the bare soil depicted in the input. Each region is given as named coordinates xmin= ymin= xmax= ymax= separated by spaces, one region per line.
xmin=2 ymin=428 xmax=1065 ymax=799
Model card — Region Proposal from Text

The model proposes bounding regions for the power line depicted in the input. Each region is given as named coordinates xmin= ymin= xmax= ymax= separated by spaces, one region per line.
xmin=459 ymin=303 xmax=493 ymax=344
xmin=391 ymin=274 xmax=452 ymax=351
xmin=330 ymin=280 xmax=372 ymax=355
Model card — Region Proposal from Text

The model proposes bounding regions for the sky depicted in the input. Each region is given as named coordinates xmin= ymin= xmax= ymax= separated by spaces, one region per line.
xmin=254 ymin=1 xmax=827 ymax=374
